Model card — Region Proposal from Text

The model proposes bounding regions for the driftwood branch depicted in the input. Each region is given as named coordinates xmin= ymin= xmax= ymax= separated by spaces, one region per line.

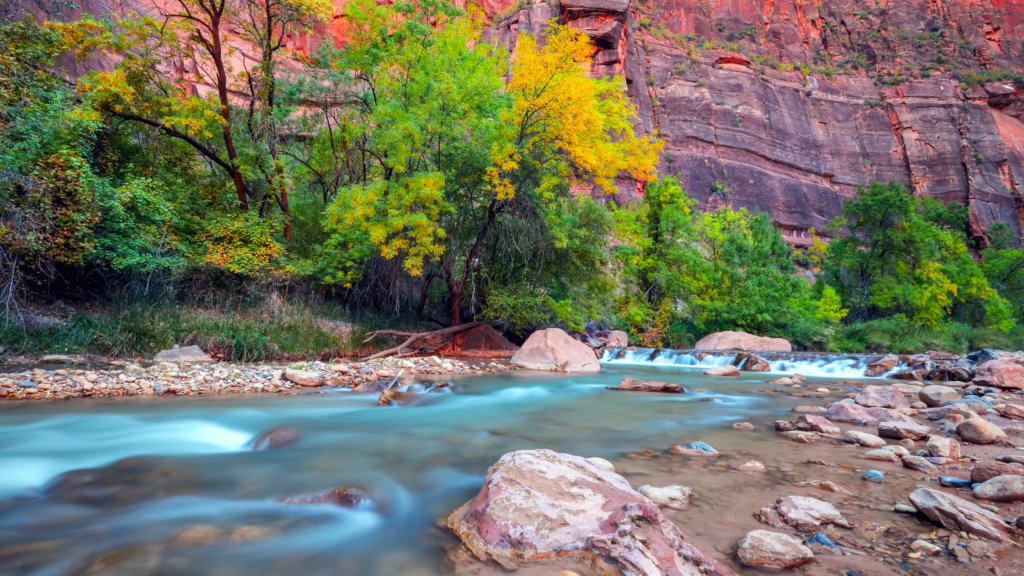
xmin=362 ymin=329 xmax=418 ymax=342
xmin=362 ymin=321 xmax=484 ymax=361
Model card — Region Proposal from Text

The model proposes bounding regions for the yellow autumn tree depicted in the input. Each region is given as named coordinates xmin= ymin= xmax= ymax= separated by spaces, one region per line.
xmin=319 ymin=11 xmax=663 ymax=324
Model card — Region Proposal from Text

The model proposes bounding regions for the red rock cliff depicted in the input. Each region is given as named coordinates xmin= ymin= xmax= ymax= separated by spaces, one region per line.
xmin=485 ymin=0 xmax=1024 ymax=246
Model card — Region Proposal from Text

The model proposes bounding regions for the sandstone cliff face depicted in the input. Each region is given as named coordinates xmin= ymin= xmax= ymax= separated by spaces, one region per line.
xmin=483 ymin=0 xmax=1024 ymax=246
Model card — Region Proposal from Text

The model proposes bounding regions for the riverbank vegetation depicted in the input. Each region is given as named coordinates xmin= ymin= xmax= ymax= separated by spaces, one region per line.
xmin=1 ymin=1 xmax=1021 ymax=358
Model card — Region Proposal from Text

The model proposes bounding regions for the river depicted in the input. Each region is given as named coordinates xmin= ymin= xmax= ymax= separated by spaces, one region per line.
xmin=0 ymin=356 xmax=998 ymax=576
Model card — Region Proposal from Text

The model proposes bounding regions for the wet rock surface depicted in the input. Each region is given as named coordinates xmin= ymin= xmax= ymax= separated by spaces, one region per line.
xmin=607 ymin=377 xmax=684 ymax=393
xmin=909 ymin=487 xmax=1012 ymax=542
xmin=735 ymin=530 xmax=813 ymax=569
xmin=443 ymin=449 xmax=735 ymax=576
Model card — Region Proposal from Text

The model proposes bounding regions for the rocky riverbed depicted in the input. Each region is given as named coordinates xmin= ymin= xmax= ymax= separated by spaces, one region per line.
xmin=0 ymin=353 xmax=514 ymax=401
xmin=3 ymin=349 xmax=1024 ymax=575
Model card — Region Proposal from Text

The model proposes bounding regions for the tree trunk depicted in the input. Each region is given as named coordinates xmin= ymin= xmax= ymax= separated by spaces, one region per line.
xmin=210 ymin=12 xmax=248 ymax=212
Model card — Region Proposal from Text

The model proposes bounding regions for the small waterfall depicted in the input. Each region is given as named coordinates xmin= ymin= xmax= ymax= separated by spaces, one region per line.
xmin=600 ymin=348 xmax=900 ymax=378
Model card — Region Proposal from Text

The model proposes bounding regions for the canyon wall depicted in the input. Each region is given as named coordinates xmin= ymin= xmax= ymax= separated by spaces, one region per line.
xmin=484 ymin=0 xmax=1024 ymax=246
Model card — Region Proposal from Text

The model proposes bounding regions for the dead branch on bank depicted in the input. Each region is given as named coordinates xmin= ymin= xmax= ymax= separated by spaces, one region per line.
xmin=361 ymin=321 xmax=483 ymax=360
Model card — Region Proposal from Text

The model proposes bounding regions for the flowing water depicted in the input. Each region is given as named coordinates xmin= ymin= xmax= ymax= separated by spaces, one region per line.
xmin=0 ymin=359 xmax=996 ymax=576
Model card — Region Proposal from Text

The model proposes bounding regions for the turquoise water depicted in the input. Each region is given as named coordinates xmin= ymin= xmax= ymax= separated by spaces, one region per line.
xmin=0 ymin=365 xmax=825 ymax=576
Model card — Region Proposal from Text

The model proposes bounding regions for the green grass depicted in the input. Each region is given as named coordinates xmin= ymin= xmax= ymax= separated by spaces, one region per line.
xmin=0 ymin=302 xmax=433 ymax=361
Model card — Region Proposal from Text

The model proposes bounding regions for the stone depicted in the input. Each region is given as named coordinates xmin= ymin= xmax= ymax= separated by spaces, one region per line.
xmin=974 ymin=360 xmax=1024 ymax=389
xmin=694 ymin=330 xmax=791 ymax=352
xmin=731 ymin=422 xmax=755 ymax=430
xmin=704 ymin=364 xmax=740 ymax=376
xmin=793 ymin=414 xmax=840 ymax=434
xmin=910 ymin=540 xmax=943 ymax=555
xmin=864 ymin=470 xmax=884 ymax=483
xmin=782 ymin=431 xmax=820 ymax=443
xmin=40 ymin=354 xmax=75 ymax=364
xmin=920 ymin=385 xmax=961 ymax=407
xmin=735 ymin=530 xmax=813 ymax=570
xmin=882 ymin=445 xmax=910 ymax=457
xmin=902 ymin=455 xmax=940 ymax=474
xmin=997 ymin=403 xmax=1024 ymax=420
xmin=908 ymin=487 xmax=1011 ymax=542
xmin=972 ymin=461 xmax=1024 ymax=483
xmin=585 ymin=457 xmax=615 ymax=471
xmin=283 ymin=487 xmax=369 ymax=508
xmin=845 ymin=431 xmax=887 ymax=448
xmin=637 ymin=485 xmax=693 ymax=509
xmin=937 ymin=478 xmax=971 ymax=490
xmin=443 ymin=449 xmax=735 ymax=576
xmin=738 ymin=461 xmax=767 ymax=472
xmin=174 ymin=524 xmax=225 ymax=546
xmin=776 ymin=496 xmax=848 ymax=530
xmin=791 ymin=405 xmax=827 ymax=413
xmin=974 ymin=475 xmax=1024 ymax=502
xmin=606 ymin=377 xmax=683 ymax=393
xmin=327 ymin=363 xmax=349 ymax=373
xmin=893 ymin=383 xmax=923 ymax=395
xmin=606 ymin=330 xmax=628 ymax=348
xmin=352 ymin=380 xmax=391 ymax=393
xmin=669 ymin=441 xmax=719 ymax=457
xmin=926 ymin=435 xmax=960 ymax=459
xmin=864 ymin=354 xmax=900 ymax=377
xmin=734 ymin=352 xmax=771 ymax=372
xmin=153 ymin=345 xmax=213 ymax=363
xmin=878 ymin=421 xmax=930 ymax=440
xmin=252 ymin=427 xmax=300 ymax=450
xmin=855 ymin=386 xmax=911 ymax=409
xmin=825 ymin=403 xmax=919 ymax=425
xmin=956 ymin=418 xmax=1007 ymax=444
xmin=283 ymin=368 xmax=324 ymax=387
xmin=510 ymin=328 xmax=600 ymax=372
xmin=863 ymin=449 xmax=900 ymax=462
xmin=379 ymin=388 xmax=422 ymax=406
xmin=452 ymin=324 xmax=520 ymax=358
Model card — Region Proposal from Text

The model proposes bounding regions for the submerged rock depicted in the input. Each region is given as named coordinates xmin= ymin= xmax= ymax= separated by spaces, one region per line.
xmin=510 ymin=328 xmax=600 ymax=373
xmin=735 ymin=530 xmax=813 ymax=569
xmin=704 ymin=364 xmax=740 ymax=376
xmin=283 ymin=487 xmax=369 ymax=508
xmin=607 ymin=377 xmax=684 ymax=393
xmin=252 ymin=427 xmax=300 ymax=451
xmin=908 ymin=487 xmax=1011 ymax=542
xmin=443 ymin=449 xmax=735 ymax=575
xmin=669 ymin=441 xmax=719 ymax=457
xmin=637 ymin=485 xmax=693 ymax=509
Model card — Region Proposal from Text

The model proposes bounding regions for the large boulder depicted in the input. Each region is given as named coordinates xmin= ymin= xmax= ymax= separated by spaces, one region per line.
xmin=444 ymin=449 xmax=735 ymax=576
xmin=854 ymin=386 xmax=910 ymax=409
xmin=974 ymin=360 xmax=1024 ymax=389
xmin=735 ymin=530 xmax=813 ymax=570
xmin=153 ymin=345 xmax=213 ymax=363
xmin=824 ymin=403 xmax=918 ymax=425
xmin=510 ymin=328 xmax=600 ymax=372
xmin=908 ymin=487 xmax=1011 ymax=542
xmin=956 ymin=418 xmax=1007 ymax=444
xmin=694 ymin=331 xmax=791 ymax=352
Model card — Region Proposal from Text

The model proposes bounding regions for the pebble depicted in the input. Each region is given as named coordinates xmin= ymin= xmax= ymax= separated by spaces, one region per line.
xmin=668 ymin=441 xmax=719 ymax=457
xmin=939 ymin=476 xmax=974 ymax=488
xmin=864 ymin=470 xmax=885 ymax=483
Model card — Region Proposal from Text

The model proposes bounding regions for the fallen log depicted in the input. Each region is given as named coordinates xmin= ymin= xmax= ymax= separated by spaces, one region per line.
xmin=362 ymin=322 xmax=484 ymax=360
